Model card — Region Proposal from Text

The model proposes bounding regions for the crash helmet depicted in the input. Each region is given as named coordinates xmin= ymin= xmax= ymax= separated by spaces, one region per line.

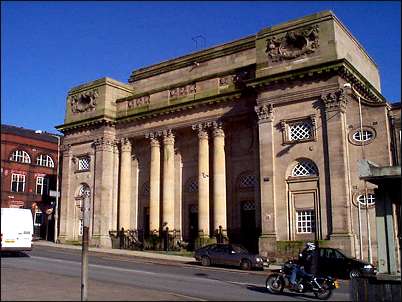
xmin=305 ymin=242 xmax=316 ymax=251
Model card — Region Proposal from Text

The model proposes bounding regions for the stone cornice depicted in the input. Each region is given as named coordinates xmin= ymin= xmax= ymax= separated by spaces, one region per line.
xmin=68 ymin=77 xmax=133 ymax=95
xmin=118 ymin=65 xmax=255 ymax=104
xmin=116 ymin=91 xmax=242 ymax=124
xmin=250 ymin=59 xmax=385 ymax=105
xmin=56 ymin=115 xmax=115 ymax=134
xmin=58 ymin=60 xmax=387 ymax=134
xmin=128 ymin=36 xmax=255 ymax=83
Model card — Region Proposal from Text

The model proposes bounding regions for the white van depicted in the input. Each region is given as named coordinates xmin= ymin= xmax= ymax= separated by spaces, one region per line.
xmin=1 ymin=208 xmax=33 ymax=252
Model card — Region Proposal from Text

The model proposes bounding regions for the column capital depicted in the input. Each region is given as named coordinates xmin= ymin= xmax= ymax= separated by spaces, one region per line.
xmin=120 ymin=137 xmax=132 ymax=152
xmin=162 ymin=129 xmax=175 ymax=145
xmin=212 ymin=121 xmax=224 ymax=137
xmin=321 ymin=88 xmax=347 ymax=113
xmin=192 ymin=123 xmax=210 ymax=139
xmin=93 ymin=137 xmax=117 ymax=152
xmin=255 ymin=103 xmax=274 ymax=122
xmin=149 ymin=137 xmax=160 ymax=147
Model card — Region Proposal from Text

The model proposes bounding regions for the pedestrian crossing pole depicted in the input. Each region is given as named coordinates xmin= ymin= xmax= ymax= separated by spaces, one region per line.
xmin=81 ymin=191 xmax=90 ymax=301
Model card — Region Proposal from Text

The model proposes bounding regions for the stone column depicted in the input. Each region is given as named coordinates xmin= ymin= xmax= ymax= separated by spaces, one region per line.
xmin=148 ymin=134 xmax=161 ymax=234
xmin=192 ymin=124 xmax=210 ymax=237
xmin=58 ymin=144 xmax=72 ymax=243
xmin=118 ymin=138 xmax=132 ymax=230
xmin=255 ymin=104 xmax=277 ymax=257
xmin=212 ymin=121 xmax=227 ymax=233
xmin=93 ymin=137 xmax=116 ymax=248
xmin=321 ymin=88 xmax=354 ymax=255
xmin=162 ymin=130 xmax=175 ymax=229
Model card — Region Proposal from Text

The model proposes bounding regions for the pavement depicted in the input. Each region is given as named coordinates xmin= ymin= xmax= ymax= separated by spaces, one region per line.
xmin=32 ymin=240 xmax=282 ymax=271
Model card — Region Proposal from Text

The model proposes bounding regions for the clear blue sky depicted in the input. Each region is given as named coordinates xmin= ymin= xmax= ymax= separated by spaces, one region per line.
xmin=1 ymin=1 xmax=401 ymax=133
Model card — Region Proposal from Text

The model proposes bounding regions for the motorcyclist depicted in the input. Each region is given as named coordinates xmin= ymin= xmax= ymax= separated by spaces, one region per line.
xmin=289 ymin=242 xmax=317 ymax=290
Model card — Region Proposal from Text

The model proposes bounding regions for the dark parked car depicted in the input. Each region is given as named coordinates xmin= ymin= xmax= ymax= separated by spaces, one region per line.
xmin=194 ymin=243 xmax=268 ymax=270
xmin=317 ymin=247 xmax=376 ymax=279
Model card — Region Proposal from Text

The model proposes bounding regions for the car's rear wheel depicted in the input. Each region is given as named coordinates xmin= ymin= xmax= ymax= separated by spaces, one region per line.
xmin=240 ymin=259 xmax=252 ymax=270
xmin=201 ymin=256 xmax=211 ymax=267
xmin=350 ymin=269 xmax=361 ymax=279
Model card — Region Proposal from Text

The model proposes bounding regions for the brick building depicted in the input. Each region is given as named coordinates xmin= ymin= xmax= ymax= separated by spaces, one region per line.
xmin=56 ymin=11 xmax=400 ymax=261
xmin=1 ymin=124 xmax=62 ymax=240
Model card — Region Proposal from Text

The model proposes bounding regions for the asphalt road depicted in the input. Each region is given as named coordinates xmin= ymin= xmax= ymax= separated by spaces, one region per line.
xmin=1 ymin=245 xmax=352 ymax=301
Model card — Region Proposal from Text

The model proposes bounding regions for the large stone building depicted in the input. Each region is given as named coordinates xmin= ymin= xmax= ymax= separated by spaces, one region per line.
xmin=56 ymin=11 xmax=400 ymax=260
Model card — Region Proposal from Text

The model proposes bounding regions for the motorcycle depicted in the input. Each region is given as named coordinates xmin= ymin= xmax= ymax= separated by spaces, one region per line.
xmin=265 ymin=260 xmax=339 ymax=300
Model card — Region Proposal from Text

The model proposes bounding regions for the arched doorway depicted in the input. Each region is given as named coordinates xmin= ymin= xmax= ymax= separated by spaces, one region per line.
xmin=74 ymin=183 xmax=91 ymax=239
xmin=286 ymin=158 xmax=320 ymax=241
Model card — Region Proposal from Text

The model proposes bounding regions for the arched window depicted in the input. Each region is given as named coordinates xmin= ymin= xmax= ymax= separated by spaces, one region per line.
xmin=10 ymin=150 xmax=31 ymax=163
xmin=291 ymin=159 xmax=318 ymax=177
xmin=76 ymin=183 xmax=90 ymax=199
xmin=36 ymin=154 xmax=54 ymax=168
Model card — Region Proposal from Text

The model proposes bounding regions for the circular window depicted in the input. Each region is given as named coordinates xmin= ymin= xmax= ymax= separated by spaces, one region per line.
xmin=353 ymin=130 xmax=374 ymax=142
xmin=349 ymin=126 xmax=376 ymax=145
xmin=356 ymin=194 xmax=375 ymax=208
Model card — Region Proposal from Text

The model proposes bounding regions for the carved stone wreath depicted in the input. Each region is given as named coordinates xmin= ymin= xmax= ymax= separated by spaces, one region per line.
xmin=266 ymin=25 xmax=319 ymax=62
xmin=70 ymin=89 xmax=99 ymax=114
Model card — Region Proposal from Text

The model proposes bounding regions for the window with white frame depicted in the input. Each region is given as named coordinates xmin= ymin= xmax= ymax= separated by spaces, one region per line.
xmin=11 ymin=173 xmax=26 ymax=192
xmin=291 ymin=160 xmax=318 ymax=177
xmin=357 ymin=194 xmax=375 ymax=207
xmin=296 ymin=210 xmax=315 ymax=233
xmin=78 ymin=156 xmax=90 ymax=171
xmin=352 ymin=129 xmax=374 ymax=142
xmin=36 ymin=176 xmax=49 ymax=195
xmin=281 ymin=116 xmax=316 ymax=144
xmin=288 ymin=120 xmax=313 ymax=141
xmin=34 ymin=211 xmax=43 ymax=226
xmin=10 ymin=150 xmax=31 ymax=163
xmin=36 ymin=154 xmax=54 ymax=168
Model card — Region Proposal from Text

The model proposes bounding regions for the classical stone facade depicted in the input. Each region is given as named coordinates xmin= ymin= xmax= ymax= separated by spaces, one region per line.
xmin=56 ymin=11 xmax=400 ymax=260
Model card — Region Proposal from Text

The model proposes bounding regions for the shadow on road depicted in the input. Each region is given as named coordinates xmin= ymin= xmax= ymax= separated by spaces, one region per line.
xmin=0 ymin=251 xmax=30 ymax=258
xmin=246 ymin=285 xmax=321 ymax=300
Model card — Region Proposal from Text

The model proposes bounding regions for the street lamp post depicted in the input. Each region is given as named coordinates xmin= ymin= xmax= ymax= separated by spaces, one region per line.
xmin=81 ymin=189 xmax=91 ymax=301
xmin=54 ymin=135 xmax=61 ymax=243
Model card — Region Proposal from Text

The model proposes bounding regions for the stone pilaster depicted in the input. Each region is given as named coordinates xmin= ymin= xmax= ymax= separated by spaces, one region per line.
xmin=255 ymin=104 xmax=277 ymax=257
xmin=92 ymin=137 xmax=117 ymax=248
xmin=146 ymin=133 xmax=161 ymax=234
xmin=162 ymin=129 xmax=175 ymax=229
xmin=212 ymin=121 xmax=227 ymax=233
xmin=58 ymin=144 xmax=72 ymax=243
xmin=192 ymin=123 xmax=210 ymax=237
xmin=118 ymin=138 xmax=132 ymax=230
xmin=321 ymin=88 xmax=355 ymax=255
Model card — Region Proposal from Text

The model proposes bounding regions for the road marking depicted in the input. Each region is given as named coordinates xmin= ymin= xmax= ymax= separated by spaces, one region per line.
xmin=29 ymin=256 xmax=218 ymax=284
xmin=226 ymin=280 xmax=263 ymax=288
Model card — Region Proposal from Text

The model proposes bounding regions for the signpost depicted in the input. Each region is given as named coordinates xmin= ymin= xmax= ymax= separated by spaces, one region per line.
xmin=81 ymin=189 xmax=90 ymax=301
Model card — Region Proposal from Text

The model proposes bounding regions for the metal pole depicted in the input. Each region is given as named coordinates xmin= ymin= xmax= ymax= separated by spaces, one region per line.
xmin=357 ymin=94 xmax=364 ymax=260
xmin=54 ymin=135 xmax=60 ymax=243
xmin=81 ymin=192 xmax=90 ymax=301
xmin=365 ymin=188 xmax=373 ymax=263
xmin=357 ymin=92 xmax=373 ymax=263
